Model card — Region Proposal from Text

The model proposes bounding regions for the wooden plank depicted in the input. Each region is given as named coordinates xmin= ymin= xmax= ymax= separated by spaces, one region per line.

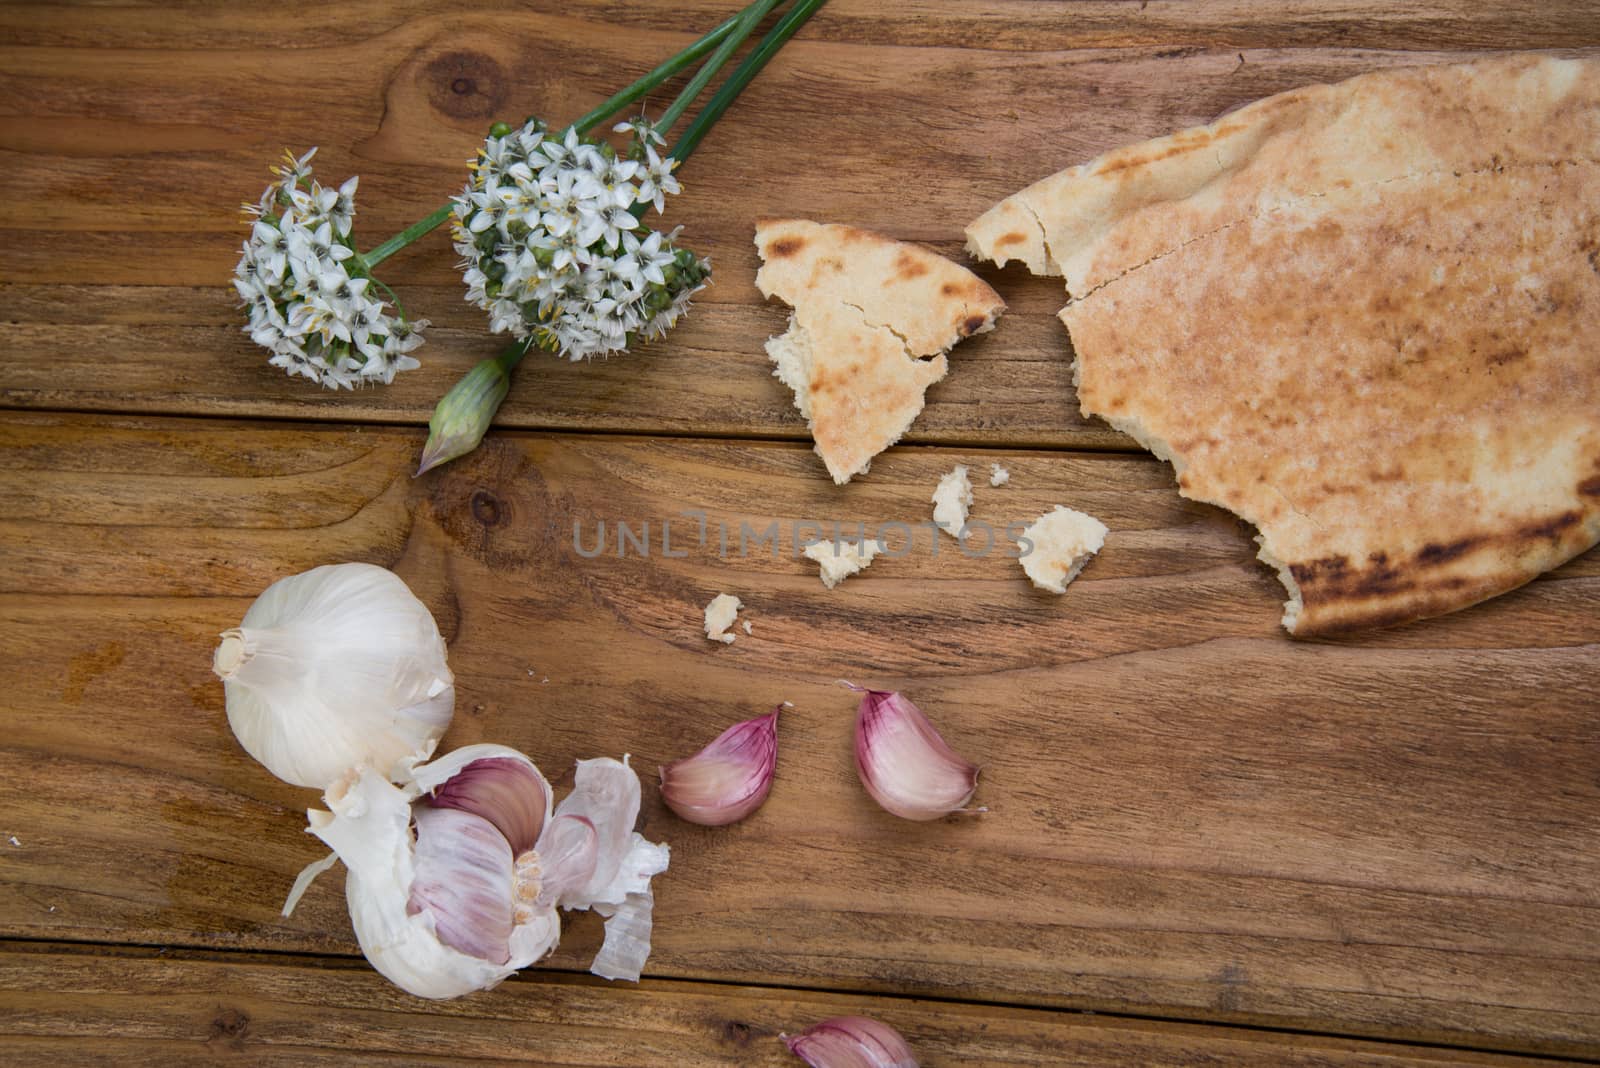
xmin=0 ymin=287 xmax=1117 ymax=449
xmin=0 ymin=2 xmax=1596 ymax=436
xmin=1 ymin=412 xmax=1596 ymax=1054
xmin=2 ymin=0 xmax=1598 ymax=52
xmin=0 ymin=946 xmax=1572 ymax=1068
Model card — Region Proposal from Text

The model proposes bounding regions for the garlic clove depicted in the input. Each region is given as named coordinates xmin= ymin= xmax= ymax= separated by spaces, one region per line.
xmin=851 ymin=687 xmax=980 ymax=821
xmin=421 ymin=754 xmax=549 ymax=856
xmin=783 ymin=1016 xmax=919 ymax=1068
xmin=303 ymin=765 xmax=559 ymax=1000
xmin=408 ymin=805 xmax=516 ymax=965
xmin=289 ymin=749 xmax=669 ymax=999
xmin=213 ymin=562 xmax=455 ymax=790
xmin=659 ymin=707 xmax=781 ymax=826
xmin=531 ymin=814 xmax=598 ymax=909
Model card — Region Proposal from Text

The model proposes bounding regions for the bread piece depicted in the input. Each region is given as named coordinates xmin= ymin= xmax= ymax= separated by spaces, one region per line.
xmin=989 ymin=463 xmax=1010 ymax=487
xmin=756 ymin=219 xmax=1005 ymax=484
xmin=803 ymin=538 xmax=885 ymax=589
xmin=931 ymin=465 xmax=973 ymax=541
xmin=1019 ymin=506 xmax=1107 ymax=593
xmin=968 ymin=54 xmax=1600 ymax=634
xmin=703 ymin=593 xmax=742 ymax=644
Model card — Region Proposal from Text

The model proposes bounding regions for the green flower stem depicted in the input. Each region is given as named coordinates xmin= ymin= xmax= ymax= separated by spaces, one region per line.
xmin=656 ymin=0 xmax=785 ymax=136
xmin=362 ymin=0 xmax=771 ymax=269
xmin=672 ymin=0 xmax=826 ymax=163
xmin=569 ymin=4 xmax=752 ymax=136
xmin=493 ymin=336 xmax=532 ymax=374
xmin=362 ymin=202 xmax=454 ymax=270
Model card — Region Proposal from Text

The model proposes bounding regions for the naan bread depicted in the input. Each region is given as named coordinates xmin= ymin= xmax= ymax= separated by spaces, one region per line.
xmin=756 ymin=219 xmax=1005 ymax=484
xmin=968 ymin=54 xmax=1600 ymax=635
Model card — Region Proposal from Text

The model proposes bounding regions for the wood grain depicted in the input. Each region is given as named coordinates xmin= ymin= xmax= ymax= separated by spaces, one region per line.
xmin=0 ymin=2 xmax=1596 ymax=439
xmin=0 ymin=945 xmax=1574 ymax=1068
xmin=2 ymin=412 xmax=1596 ymax=1055
xmin=5 ymin=3 xmax=1600 ymax=1062
xmin=0 ymin=286 xmax=1120 ymax=449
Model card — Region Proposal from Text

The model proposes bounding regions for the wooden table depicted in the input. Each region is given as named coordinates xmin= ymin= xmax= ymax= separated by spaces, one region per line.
xmin=2 ymin=3 xmax=1597 ymax=1064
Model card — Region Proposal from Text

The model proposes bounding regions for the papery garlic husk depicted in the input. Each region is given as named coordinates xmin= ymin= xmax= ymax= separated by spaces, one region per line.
xmin=783 ymin=1016 xmax=920 ymax=1068
xmin=852 ymin=687 xmax=979 ymax=822
xmin=285 ymin=743 xmax=669 ymax=999
xmin=659 ymin=707 xmax=781 ymax=826
xmin=551 ymin=756 xmax=672 ymax=982
xmin=212 ymin=562 xmax=454 ymax=789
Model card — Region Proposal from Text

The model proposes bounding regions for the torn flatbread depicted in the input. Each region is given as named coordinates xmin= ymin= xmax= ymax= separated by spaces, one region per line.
xmin=756 ymin=219 xmax=1005 ymax=484
xmin=968 ymin=54 xmax=1600 ymax=635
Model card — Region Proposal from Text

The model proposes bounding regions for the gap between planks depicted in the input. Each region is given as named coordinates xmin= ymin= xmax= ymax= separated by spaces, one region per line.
xmin=0 ymin=937 xmax=1593 ymax=1066
xmin=0 ymin=403 xmax=1153 ymax=457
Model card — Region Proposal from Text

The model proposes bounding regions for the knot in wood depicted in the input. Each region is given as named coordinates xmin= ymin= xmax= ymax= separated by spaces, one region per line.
xmin=423 ymin=50 xmax=507 ymax=120
xmin=207 ymin=1006 xmax=250 ymax=1044
xmin=470 ymin=488 xmax=504 ymax=528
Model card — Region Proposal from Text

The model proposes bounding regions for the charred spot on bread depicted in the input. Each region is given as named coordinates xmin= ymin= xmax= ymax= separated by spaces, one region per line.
xmin=1520 ymin=510 xmax=1582 ymax=540
xmin=893 ymin=251 xmax=930 ymax=281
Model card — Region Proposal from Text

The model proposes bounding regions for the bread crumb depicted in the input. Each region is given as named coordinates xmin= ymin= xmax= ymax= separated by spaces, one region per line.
xmin=989 ymin=463 xmax=1010 ymax=487
xmin=803 ymin=538 xmax=885 ymax=589
xmin=704 ymin=593 xmax=743 ymax=643
xmin=741 ymin=620 xmax=753 ymax=635
xmin=931 ymin=465 xmax=973 ymax=540
xmin=1019 ymin=506 xmax=1107 ymax=593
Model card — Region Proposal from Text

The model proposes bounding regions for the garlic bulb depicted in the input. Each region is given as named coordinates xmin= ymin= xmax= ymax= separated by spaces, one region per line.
xmin=285 ymin=744 xmax=669 ymax=998
xmin=783 ymin=1016 xmax=919 ymax=1068
xmin=851 ymin=687 xmax=980 ymax=821
xmin=212 ymin=563 xmax=454 ymax=789
xmin=659 ymin=706 xmax=781 ymax=826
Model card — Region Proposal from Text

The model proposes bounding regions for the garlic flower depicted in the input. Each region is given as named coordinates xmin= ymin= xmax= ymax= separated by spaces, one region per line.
xmin=234 ymin=147 xmax=428 ymax=388
xmin=212 ymin=563 xmax=454 ymax=790
xmin=285 ymin=744 xmax=669 ymax=998
xmin=452 ymin=119 xmax=710 ymax=361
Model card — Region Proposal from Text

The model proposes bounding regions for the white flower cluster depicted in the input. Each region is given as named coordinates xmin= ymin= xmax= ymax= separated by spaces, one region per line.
xmin=452 ymin=119 xmax=710 ymax=361
xmin=233 ymin=148 xmax=427 ymax=388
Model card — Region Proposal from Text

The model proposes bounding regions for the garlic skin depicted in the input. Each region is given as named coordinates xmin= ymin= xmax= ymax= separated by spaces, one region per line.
xmin=659 ymin=707 xmax=781 ymax=826
xmin=852 ymin=688 xmax=979 ymax=821
xmin=212 ymin=563 xmax=454 ymax=789
xmin=550 ymin=757 xmax=672 ymax=982
xmin=288 ymin=744 xmax=669 ymax=998
xmin=784 ymin=1016 xmax=919 ymax=1068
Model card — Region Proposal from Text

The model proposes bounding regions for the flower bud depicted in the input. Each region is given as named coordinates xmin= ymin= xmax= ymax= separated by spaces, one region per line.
xmin=659 ymin=707 xmax=781 ymax=826
xmin=850 ymin=686 xmax=979 ymax=822
xmin=416 ymin=343 xmax=525 ymax=476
